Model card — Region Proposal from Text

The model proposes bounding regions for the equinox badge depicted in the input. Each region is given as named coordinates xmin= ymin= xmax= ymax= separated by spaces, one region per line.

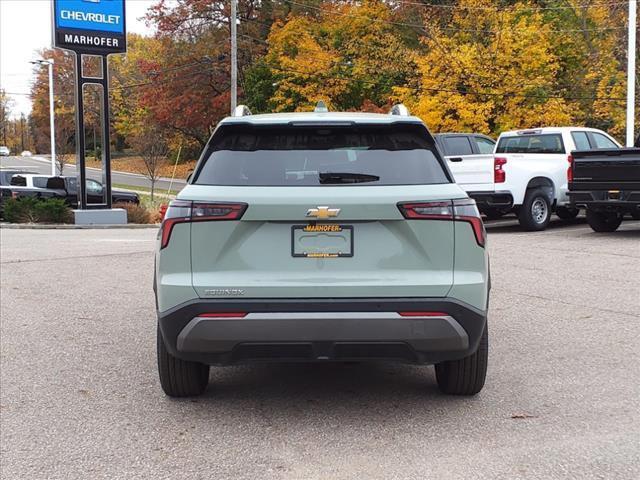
xmin=306 ymin=206 xmax=340 ymax=219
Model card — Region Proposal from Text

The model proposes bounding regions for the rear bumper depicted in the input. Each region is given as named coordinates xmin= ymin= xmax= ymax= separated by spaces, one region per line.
xmin=467 ymin=191 xmax=513 ymax=211
xmin=157 ymin=298 xmax=487 ymax=365
xmin=569 ymin=190 xmax=640 ymax=213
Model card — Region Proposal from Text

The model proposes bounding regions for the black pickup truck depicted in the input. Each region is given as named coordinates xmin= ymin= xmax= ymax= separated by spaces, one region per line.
xmin=569 ymin=145 xmax=640 ymax=232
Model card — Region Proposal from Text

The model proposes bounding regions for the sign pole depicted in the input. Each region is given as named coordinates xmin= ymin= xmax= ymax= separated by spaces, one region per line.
xmin=74 ymin=53 xmax=88 ymax=210
xmin=102 ymin=55 xmax=112 ymax=209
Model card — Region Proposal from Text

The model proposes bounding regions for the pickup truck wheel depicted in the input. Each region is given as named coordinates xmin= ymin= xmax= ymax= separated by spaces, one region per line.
xmin=518 ymin=188 xmax=551 ymax=231
xmin=586 ymin=209 xmax=623 ymax=232
xmin=435 ymin=323 xmax=488 ymax=395
xmin=157 ymin=326 xmax=209 ymax=397
xmin=555 ymin=206 xmax=579 ymax=220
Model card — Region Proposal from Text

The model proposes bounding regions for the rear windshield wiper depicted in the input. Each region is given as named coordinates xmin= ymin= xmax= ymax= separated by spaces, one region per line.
xmin=319 ymin=172 xmax=380 ymax=184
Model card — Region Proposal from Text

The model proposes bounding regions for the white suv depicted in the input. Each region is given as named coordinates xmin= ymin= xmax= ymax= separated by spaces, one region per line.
xmin=493 ymin=127 xmax=620 ymax=230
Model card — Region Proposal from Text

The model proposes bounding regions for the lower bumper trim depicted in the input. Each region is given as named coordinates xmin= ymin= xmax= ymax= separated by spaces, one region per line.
xmin=158 ymin=298 xmax=487 ymax=366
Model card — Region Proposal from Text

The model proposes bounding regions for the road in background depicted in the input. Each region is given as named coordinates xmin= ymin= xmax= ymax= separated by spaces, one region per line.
xmin=1 ymin=219 xmax=638 ymax=479
xmin=0 ymin=155 xmax=187 ymax=193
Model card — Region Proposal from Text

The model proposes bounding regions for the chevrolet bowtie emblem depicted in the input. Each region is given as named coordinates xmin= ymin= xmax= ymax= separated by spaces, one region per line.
xmin=306 ymin=206 xmax=340 ymax=218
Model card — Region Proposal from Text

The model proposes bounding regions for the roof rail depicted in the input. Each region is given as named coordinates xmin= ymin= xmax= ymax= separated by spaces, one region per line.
xmin=389 ymin=104 xmax=410 ymax=116
xmin=314 ymin=100 xmax=329 ymax=113
xmin=233 ymin=105 xmax=252 ymax=117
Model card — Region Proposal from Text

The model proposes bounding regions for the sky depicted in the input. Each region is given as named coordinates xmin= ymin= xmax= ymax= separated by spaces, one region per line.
xmin=0 ymin=0 xmax=158 ymax=118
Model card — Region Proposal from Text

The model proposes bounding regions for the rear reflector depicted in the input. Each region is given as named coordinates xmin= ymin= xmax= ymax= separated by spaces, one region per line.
xmin=398 ymin=312 xmax=448 ymax=317
xmin=198 ymin=312 xmax=247 ymax=318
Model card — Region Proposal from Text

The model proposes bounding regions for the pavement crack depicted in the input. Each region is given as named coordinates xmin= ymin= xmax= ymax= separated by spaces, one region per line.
xmin=493 ymin=287 xmax=640 ymax=318
xmin=1 ymin=250 xmax=151 ymax=265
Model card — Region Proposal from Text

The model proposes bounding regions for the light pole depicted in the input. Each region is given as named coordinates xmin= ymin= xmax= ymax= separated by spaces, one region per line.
xmin=230 ymin=0 xmax=237 ymax=115
xmin=626 ymin=0 xmax=637 ymax=147
xmin=31 ymin=59 xmax=56 ymax=175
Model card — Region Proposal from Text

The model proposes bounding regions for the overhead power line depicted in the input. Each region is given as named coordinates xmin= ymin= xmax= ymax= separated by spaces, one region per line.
xmin=283 ymin=0 xmax=627 ymax=33
xmin=385 ymin=0 xmax=630 ymax=12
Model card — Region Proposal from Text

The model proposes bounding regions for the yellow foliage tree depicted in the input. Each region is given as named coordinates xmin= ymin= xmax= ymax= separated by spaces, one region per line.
xmin=396 ymin=0 xmax=576 ymax=135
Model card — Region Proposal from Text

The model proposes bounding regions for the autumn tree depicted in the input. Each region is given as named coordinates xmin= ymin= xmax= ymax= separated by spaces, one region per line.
xmin=0 ymin=89 xmax=12 ymax=146
xmin=256 ymin=0 xmax=415 ymax=112
xmin=29 ymin=49 xmax=77 ymax=173
xmin=129 ymin=123 xmax=168 ymax=201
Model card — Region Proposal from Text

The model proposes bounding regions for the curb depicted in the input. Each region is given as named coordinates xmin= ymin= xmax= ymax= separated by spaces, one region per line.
xmin=0 ymin=223 xmax=159 ymax=230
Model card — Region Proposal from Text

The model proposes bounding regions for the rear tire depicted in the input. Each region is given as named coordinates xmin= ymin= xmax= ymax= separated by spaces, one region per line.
xmin=157 ymin=326 xmax=209 ymax=397
xmin=586 ymin=209 xmax=623 ymax=232
xmin=518 ymin=188 xmax=551 ymax=231
xmin=435 ymin=324 xmax=488 ymax=395
xmin=555 ymin=206 xmax=579 ymax=220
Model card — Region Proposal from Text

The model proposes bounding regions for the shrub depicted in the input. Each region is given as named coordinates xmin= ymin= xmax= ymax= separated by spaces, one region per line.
xmin=113 ymin=202 xmax=153 ymax=224
xmin=2 ymin=197 xmax=72 ymax=224
xmin=33 ymin=198 xmax=74 ymax=223
xmin=3 ymin=197 xmax=40 ymax=223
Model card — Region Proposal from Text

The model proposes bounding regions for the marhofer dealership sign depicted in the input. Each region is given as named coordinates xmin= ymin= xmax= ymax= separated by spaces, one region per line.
xmin=53 ymin=0 xmax=126 ymax=54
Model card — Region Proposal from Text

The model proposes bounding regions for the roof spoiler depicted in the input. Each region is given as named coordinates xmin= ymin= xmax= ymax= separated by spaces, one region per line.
xmin=232 ymin=105 xmax=252 ymax=117
xmin=389 ymin=104 xmax=410 ymax=116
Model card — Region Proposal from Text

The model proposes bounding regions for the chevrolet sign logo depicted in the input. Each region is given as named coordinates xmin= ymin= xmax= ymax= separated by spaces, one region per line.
xmin=306 ymin=206 xmax=340 ymax=218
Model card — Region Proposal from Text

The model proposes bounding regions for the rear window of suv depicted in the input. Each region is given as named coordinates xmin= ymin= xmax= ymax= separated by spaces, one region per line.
xmin=496 ymin=134 xmax=565 ymax=154
xmin=194 ymin=124 xmax=450 ymax=186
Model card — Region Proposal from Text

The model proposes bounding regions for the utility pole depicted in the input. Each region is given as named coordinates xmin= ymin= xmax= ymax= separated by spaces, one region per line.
xmin=627 ymin=0 xmax=637 ymax=147
xmin=230 ymin=0 xmax=237 ymax=115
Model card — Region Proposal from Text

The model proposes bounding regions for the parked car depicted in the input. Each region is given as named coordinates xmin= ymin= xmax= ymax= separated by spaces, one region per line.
xmin=155 ymin=104 xmax=490 ymax=397
xmin=568 ymin=147 xmax=640 ymax=232
xmin=0 ymin=146 xmax=10 ymax=156
xmin=433 ymin=133 xmax=508 ymax=218
xmin=9 ymin=174 xmax=139 ymax=207
xmin=490 ymin=127 xmax=621 ymax=230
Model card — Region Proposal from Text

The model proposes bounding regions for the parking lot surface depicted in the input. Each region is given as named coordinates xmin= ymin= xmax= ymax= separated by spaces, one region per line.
xmin=1 ymin=217 xmax=639 ymax=479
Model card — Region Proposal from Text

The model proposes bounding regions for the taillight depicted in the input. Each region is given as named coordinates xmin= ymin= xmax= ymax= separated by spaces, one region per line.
xmin=159 ymin=200 xmax=247 ymax=249
xmin=397 ymin=201 xmax=453 ymax=220
xmin=567 ymin=154 xmax=574 ymax=182
xmin=494 ymin=157 xmax=507 ymax=183
xmin=398 ymin=199 xmax=486 ymax=247
xmin=453 ymin=199 xmax=486 ymax=247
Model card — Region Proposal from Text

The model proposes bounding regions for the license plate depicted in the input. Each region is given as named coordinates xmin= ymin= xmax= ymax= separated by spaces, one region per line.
xmin=291 ymin=224 xmax=353 ymax=258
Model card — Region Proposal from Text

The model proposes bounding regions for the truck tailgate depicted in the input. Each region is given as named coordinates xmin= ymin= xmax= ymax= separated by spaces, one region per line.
xmin=571 ymin=149 xmax=640 ymax=190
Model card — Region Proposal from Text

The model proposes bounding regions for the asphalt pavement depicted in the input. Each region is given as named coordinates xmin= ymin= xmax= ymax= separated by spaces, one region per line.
xmin=0 ymin=218 xmax=639 ymax=479
xmin=0 ymin=155 xmax=187 ymax=192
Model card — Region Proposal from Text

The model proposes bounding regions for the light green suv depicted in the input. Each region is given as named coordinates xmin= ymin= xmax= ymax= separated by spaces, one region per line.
xmin=155 ymin=104 xmax=490 ymax=397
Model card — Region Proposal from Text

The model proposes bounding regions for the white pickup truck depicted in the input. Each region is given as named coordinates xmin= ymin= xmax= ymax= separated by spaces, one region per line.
xmin=438 ymin=128 xmax=621 ymax=230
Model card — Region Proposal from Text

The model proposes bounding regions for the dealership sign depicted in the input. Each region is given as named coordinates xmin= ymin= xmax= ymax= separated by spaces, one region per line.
xmin=53 ymin=0 xmax=126 ymax=54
